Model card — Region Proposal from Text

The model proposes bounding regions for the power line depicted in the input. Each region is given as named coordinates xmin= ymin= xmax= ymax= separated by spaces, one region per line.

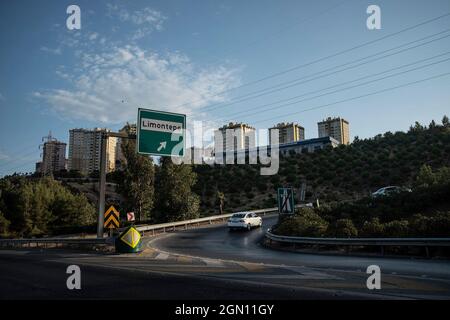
xmin=202 ymin=0 xmax=352 ymax=63
xmin=252 ymin=72 xmax=450 ymax=125
xmin=174 ymin=12 xmax=450 ymax=112
xmin=0 ymin=149 xmax=39 ymax=169
xmin=202 ymin=30 xmax=450 ymax=113
xmin=219 ymin=52 xmax=450 ymax=121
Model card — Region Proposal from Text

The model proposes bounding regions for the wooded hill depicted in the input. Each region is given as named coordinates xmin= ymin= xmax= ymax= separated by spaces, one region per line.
xmin=193 ymin=116 xmax=450 ymax=215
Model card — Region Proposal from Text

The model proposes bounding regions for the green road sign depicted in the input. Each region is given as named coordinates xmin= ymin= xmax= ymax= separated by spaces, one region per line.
xmin=137 ymin=108 xmax=186 ymax=157
xmin=277 ymin=187 xmax=295 ymax=214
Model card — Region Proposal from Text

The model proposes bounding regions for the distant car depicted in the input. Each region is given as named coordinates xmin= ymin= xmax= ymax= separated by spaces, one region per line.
xmin=227 ymin=212 xmax=262 ymax=231
xmin=372 ymin=186 xmax=412 ymax=198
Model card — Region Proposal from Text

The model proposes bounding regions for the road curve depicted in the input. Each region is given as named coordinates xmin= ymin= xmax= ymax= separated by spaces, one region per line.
xmin=149 ymin=215 xmax=450 ymax=297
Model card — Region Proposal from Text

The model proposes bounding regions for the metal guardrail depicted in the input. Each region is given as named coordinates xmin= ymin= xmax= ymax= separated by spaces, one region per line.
xmin=135 ymin=207 xmax=279 ymax=236
xmin=265 ymin=230 xmax=450 ymax=247
xmin=0 ymin=207 xmax=280 ymax=248
xmin=0 ymin=237 xmax=109 ymax=248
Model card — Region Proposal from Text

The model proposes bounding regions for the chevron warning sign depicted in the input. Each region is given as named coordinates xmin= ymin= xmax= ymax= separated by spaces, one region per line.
xmin=104 ymin=205 xmax=120 ymax=229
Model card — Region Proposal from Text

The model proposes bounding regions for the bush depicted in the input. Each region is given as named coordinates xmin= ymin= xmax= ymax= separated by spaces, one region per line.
xmin=410 ymin=212 xmax=450 ymax=237
xmin=383 ymin=220 xmax=409 ymax=237
xmin=273 ymin=208 xmax=328 ymax=237
xmin=328 ymin=218 xmax=358 ymax=237
xmin=361 ymin=218 xmax=384 ymax=237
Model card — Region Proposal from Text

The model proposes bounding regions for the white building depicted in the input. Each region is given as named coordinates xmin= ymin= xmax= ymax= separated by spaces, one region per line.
xmin=214 ymin=122 xmax=256 ymax=153
xmin=318 ymin=117 xmax=350 ymax=145
xmin=68 ymin=128 xmax=117 ymax=174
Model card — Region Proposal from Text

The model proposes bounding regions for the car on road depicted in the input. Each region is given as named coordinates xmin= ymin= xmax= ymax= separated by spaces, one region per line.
xmin=372 ymin=186 xmax=412 ymax=198
xmin=227 ymin=212 xmax=262 ymax=231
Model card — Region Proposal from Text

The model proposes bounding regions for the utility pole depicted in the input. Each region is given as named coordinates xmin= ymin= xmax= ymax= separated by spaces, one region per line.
xmin=97 ymin=131 xmax=107 ymax=238
xmin=97 ymin=131 xmax=136 ymax=238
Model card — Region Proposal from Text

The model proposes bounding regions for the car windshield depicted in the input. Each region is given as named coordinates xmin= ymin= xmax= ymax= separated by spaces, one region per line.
xmin=232 ymin=213 xmax=247 ymax=218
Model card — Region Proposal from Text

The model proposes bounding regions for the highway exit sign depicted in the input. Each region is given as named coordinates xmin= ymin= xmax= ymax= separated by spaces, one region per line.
xmin=137 ymin=108 xmax=186 ymax=157
xmin=277 ymin=187 xmax=295 ymax=214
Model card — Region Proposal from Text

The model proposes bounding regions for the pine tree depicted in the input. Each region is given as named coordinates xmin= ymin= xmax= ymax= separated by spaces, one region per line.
xmin=118 ymin=131 xmax=155 ymax=222
xmin=442 ymin=115 xmax=449 ymax=127
xmin=154 ymin=157 xmax=200 ymax=223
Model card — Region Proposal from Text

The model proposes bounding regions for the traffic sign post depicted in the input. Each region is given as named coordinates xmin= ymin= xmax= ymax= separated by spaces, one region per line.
xmin=115 ymin=226 xmax=142 ymax=253
xmin=137 ymin=108 xmax=186 ymax=157
xmin=277 ymin=187 xmax=295 ymax=214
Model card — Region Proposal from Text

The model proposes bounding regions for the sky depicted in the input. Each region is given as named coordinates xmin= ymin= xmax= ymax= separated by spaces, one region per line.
xmin=0 ymin=0 xmax=450 ymax=176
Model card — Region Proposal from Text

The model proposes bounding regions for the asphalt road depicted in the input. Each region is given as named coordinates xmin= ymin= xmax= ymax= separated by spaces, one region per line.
xmin=1 ymin=215 xmax=450 ymax=299
xmin=149 ymin=215 xmax=450 ymax=299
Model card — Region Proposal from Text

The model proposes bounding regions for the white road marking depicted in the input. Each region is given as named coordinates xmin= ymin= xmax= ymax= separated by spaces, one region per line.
xmin=155 ymin=253 xmax=169 ymax=260
xmin=203 ymin=258 xmax=224 ymax=267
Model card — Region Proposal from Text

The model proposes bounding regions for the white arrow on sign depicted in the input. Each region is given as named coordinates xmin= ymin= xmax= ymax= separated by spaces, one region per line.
xmin=157 ymin=141 xmax=167 ymax=152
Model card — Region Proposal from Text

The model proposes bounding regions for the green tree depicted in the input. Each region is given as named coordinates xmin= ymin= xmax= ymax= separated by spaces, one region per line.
xmin=0 ymin=210 xmax=10 ymax=237
xmin=154 ymin=157 xmax=200 ymax=222
xmin=118 ymin=128 xmax=155 ymax=222
xmin=442 ymin=115 xmax=449 ymax=127
xmin=415 ymin=164 xmax=436 ymax=188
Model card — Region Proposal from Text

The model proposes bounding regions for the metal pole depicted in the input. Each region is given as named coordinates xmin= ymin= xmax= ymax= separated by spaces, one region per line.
xmin=97 ymin=132 xmax=107 ymax=238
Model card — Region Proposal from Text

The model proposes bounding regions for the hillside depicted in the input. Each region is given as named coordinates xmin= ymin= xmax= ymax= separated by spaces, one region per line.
xmin=193 ymin=118 xmax=450 ymax=215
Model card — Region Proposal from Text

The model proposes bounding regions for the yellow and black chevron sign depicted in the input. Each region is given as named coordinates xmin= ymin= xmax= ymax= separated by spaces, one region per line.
xmin=104 ymin=205 xmax=120 ymax=229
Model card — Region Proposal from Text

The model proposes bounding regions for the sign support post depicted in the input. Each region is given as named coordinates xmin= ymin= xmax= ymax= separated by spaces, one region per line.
xmin=97 ymin=131 xmax=135 ymax=239
xmin=97 ymin=132 xmax=107 ymax=238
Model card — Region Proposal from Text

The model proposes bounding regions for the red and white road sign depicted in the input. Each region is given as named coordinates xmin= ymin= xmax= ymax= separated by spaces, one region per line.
xmin=127 ymin=212 xmax=135 ymax=222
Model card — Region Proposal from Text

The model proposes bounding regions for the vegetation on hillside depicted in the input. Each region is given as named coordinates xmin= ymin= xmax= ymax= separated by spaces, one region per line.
xmin=0 ymin=176 xmax=96 ymax=237
xmin=193 ymin=116 xmax=450 ymax=214
xmin=272 ymin=165 xmax=450 ymax=238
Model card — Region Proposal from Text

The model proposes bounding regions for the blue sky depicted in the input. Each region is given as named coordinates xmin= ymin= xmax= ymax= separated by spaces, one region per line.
xmin=1 ymin=0 xmax=450 ymax=176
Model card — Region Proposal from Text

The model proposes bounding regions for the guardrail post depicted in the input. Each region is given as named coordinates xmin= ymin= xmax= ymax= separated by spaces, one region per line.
xmin=185 ymin=224 xmax=188 ymax=230
xmin=380 ymin=246 xmax=384 ymax=256
xmin=425 ymin=246 xmax=430 ymax=258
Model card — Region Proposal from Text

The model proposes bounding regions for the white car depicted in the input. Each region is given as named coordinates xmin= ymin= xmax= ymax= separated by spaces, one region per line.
xmin=227 ymin=212 xmax=262 ymax=231
xmin=372 ymin=186 xmax=412 ymax=198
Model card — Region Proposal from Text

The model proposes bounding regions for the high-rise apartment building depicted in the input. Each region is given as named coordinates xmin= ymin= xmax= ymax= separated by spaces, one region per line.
xmin=68 ymin=128 xmax=117 ymax=174
xmin=317 ymin=117 xmax=350 ymax=145
xmin=38 ymin=133 xmax=66 ymax=175
xmin=268 ymin=122 xmax=305 ymax=145
xmin=214 ymin=122 xmax=256 ymax=153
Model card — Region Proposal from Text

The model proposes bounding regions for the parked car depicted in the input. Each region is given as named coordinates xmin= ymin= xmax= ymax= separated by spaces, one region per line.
xmin=227 ymin=212 xmax=262 ymax=231
xmin=372 ymin=186 xmax=412 ymax=198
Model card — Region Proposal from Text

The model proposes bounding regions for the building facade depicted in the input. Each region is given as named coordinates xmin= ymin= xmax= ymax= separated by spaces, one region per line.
xmin=278 ymin=136 xmax=340 ymax=156
xmin=269 ymin=122 xmax=305 ymax=145
xmin=317 ymin=117 xmax=350 ymax=145
xmin=37 ymin=135 xmax=66 ymax=175
xmin=68 ymin=128 xmax=117 ymax=174
xmin=214 ymin=122 xmax=256 ymax=153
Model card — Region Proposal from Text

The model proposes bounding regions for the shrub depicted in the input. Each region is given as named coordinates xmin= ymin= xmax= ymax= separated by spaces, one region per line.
xmin=383 ymin=220 xmax=410 ymax=237
xmin=361 ymin=218 xmax=384 ymax=237
xmin=410 ymin=212 xmax=450 ymax=237
xmin=328 ymin=218 xmax=358 ymax=237
xmin=273 ymin=208 xmax=328 ymax=237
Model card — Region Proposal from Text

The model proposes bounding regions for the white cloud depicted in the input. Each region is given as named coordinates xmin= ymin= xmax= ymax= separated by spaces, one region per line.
xmin=107 ymin=4 xmax=167 ymax=40
xmin=34 ymin=46 xmax=239 ymax=124
xmin=89 ymin=32 xmax=99 ymax=41
xmin=40 ymin=46 xmax=62 ymax=55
